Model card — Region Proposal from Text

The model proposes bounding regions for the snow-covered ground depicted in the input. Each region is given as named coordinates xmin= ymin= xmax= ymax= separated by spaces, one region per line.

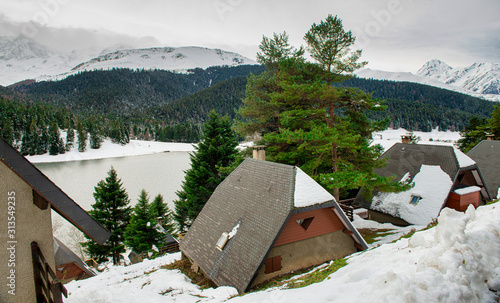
xmin=26 ymin=139 xmax=196 ymax=163
xmin=65 ymin=202 xmax=500 ymax=303
xmin=26 ymin=128 xmax=460 ymax=164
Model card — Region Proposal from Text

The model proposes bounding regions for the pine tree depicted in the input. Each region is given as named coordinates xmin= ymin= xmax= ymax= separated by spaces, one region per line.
xmin=124 ymin=190 xmax=159 ymax=253
xmin=76 ymin=120 xmax=87 ymax=152
xmin=174 ymin=110 xmax=239 ymax=232
xmin=150 ymin=194 xmax=175 ymax=237
xmin=237 ymin=15 xmax=404 ymax=201
xmin=82 ymin=167 xmax=131 ymax=265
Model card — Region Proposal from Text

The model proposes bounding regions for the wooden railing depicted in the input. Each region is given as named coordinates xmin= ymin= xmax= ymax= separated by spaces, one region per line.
xmin=32 ymin=241 xmax=68 ymax=303
xmin=338 ymin=198 xmax=356 ymax=221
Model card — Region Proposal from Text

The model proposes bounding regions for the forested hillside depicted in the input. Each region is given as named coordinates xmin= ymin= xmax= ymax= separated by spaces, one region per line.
xmin=149 ymin=75 xmax=495 ymax=131
xmin=1 ymin=65 xmax=496 ymax=156
xmin=12 ymin=65 xmax=265 ymax=115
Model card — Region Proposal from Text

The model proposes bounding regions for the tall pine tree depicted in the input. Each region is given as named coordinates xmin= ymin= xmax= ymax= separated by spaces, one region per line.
xmin=124 ymin=190 xmax=161 ymax=253
xmin=150 ymin=194 xmax=175 ymax=235
xmin=237 ymin=15 xmax=404 ymax=201
xmin=82 ymin=167 xmax=131 ymax=264
xmin=174 ymin=110 xmax=239 ymax=232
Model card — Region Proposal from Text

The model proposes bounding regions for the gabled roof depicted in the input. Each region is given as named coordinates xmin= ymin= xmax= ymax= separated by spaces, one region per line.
xmin=355 ymin=143 xmax=490 ymax=224
xmin=0 ymin=137 xmax=110 ymax=245
xmin=467 ymin=140 xmax=500 ymax=199
xmin=53 ymin=237 xmax=95 ymax=278
xmin=180 ymin=158 xmax=366 ymax=294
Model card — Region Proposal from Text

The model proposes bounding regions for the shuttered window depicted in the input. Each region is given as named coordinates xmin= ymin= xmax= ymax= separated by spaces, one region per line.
xmin=265 ymin=256 xmax=282 ymax=274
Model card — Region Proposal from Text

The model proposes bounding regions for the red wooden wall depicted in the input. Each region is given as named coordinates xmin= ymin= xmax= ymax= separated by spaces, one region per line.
xmin=274 ymin=208 xmax=345 ymax=247
xmin=446 ymin=191 xmax=480 ymax=212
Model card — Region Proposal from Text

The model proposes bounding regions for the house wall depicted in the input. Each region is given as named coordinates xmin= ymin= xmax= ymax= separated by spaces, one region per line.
xmin=251 ymin=229 xmax=356 ymax=288
xmin=274 ymin=208 xmax=345 ymax=247
xmin=446 ymin=191 xmax=481 ymax=212
xmin=0 ymin=161 xmax=55 ymax=303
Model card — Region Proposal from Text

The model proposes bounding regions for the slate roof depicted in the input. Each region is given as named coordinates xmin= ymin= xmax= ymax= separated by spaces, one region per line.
xmin=355 ymin=143 xmax=486 ymax=209
xmin=53 ymin=237 xmax=95 ymax=278
xmin=0 ymin=137 xmax=110 ymax=245
xmin=467 ymin=140 xmax=500 ymax=198
xmin=180 ymin=158 xmax=366 ymax=294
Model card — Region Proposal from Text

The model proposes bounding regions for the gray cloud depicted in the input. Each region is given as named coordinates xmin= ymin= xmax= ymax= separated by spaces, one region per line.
xmin=0 ymin=0 xmax=498 ymax=71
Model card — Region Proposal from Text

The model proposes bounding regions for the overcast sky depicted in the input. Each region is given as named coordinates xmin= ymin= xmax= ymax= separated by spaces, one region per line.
xmin=1 ymin=0 xmax=499 ymax=72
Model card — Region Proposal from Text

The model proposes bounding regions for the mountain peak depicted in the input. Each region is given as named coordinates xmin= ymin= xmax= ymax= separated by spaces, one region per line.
xmin=0 ymin=34 xmax=50 ymax=61
xmin=416 ymin=59 xmax=452 ymax=77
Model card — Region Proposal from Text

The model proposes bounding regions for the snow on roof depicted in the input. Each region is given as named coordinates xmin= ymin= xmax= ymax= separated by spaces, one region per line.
xmin=294 ymin=167 xmax=335 ymax=208
xmin=454 ymin=186 xmax=481 ymax=195
xmin=227 ymin=222 xmax=240 ymax=239
xmin=453 ymin=147 xmax=476 ymax=168
xmin=372 ymin=165 xmax=453 ymax=225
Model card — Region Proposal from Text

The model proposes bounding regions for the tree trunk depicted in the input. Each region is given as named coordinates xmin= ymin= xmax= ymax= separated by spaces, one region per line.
xmin=332 ymin=143 xmax=340 ymax=202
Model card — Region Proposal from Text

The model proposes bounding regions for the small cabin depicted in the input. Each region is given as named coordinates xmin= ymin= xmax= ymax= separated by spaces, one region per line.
xmin=180 ymin=158 xmax=367 ymax=293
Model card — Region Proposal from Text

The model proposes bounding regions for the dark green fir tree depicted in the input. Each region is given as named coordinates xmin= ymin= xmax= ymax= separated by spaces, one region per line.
xmin=82 ymin=167 xmax=131 ymax=265
xmin=174 ymin=110 xmax=239 ymax=232
xmin=124 ymin=189 xmax=160 ymax=253
xmin=150 ymin=194 xmax=175 ymax=236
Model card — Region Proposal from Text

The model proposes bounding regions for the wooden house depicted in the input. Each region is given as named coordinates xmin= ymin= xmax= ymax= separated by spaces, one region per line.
xmin=180 ymin=158 xmax=367 ymax=294
xmin=467 ymin=140 xmax=500 ymax=199
xmin=354 ymin=143 xmax=491 ymax=226
xmin=0 ymin=137 xmax=110 ymax=303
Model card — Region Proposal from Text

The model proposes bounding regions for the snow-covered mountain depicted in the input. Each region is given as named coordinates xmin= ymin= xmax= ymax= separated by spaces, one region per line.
xmin=0 ymin=35 xmax=106 ymax=86
xmin=42 ymin=46 xmax=257 ymax=81
xmin=416 ymin=59 xmax=500 ymax=95
xmin=356 ymin=60 xmax=500 ymax=102
xmin=0 ymin=35 xmax=257 ymax=86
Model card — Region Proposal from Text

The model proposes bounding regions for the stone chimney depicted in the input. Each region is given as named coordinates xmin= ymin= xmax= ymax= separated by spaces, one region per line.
xmin=252 ymin=145 xmax=266 ymax=161
xmin=401 ymin=135 xmax=411 ymax=144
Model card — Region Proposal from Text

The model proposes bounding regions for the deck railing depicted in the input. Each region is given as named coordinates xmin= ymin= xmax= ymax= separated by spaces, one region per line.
xmin=338 ymin=198 xmax=356 ymax=221
xmin=32 ymin=241 xmax=68 ymax=303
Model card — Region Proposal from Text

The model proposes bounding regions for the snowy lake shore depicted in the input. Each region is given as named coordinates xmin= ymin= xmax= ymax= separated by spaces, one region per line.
xmin=26 ymin=128 xmax=461 ymax=164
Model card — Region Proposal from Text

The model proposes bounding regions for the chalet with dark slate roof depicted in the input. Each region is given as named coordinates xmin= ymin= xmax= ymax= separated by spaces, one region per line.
xmin=467 ymin=140 xmax=500 ymax=199
xmin=0 ymin=137 xmax=110 ymax=303
xmin=354 ymin=143 xmax=491 ymax=226
xmin=180 ymin=158 xmax=367 ymax=294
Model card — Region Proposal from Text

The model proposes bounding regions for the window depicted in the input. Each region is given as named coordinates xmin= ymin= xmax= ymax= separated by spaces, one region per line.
xmin=410 ymin=196 xmax=421 ymax=205
xmin=296 ymin=217 xmax=314 ymax=231
xmin=216 ymin=232 xmax=229 ymax=250
xmin=265 ymin=256 xmax=281 ymax=274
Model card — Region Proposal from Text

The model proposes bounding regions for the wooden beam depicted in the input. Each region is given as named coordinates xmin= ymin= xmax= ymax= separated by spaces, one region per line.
xmin=33 ymin=190 xmax=49 ymax=210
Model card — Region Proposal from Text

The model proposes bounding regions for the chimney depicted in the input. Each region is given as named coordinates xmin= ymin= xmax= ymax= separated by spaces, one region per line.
xmin=486 ymin=134 xmax=495 ymax=141
xmin=252 ymin=145 xmax=266 ymax=161
xmin=401 ymin=135 xmax=411 ymax=144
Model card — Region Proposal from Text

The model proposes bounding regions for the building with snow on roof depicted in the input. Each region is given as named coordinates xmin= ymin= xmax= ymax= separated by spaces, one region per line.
xmin=179 ymin=157 xmax=367 ymax=294
xmin=467 ymin=140 xmax=500 ymax=199
xmin=354 ymin=143 xmax=491 ymax=226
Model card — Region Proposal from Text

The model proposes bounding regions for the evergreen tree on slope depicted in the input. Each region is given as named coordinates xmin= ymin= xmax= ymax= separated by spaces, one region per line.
xmin=124 ymin=189 xmax=161 ymax=253
xmin=174 ymin=110 xmax=239 ymax=232
xmin=82 ymin=167 xmax=131 ymax=265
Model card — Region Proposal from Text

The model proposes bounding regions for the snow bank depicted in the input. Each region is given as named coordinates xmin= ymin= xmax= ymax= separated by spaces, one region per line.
xmin=294 ymin=167 xmax=335 ymax=207
xmin=65 ymin=252 xmax=238 ymax=303
xmin=372 ymin=165 xmax=454 ymax=225
xmin=231 ymin=203 xmax=500 ymax=303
